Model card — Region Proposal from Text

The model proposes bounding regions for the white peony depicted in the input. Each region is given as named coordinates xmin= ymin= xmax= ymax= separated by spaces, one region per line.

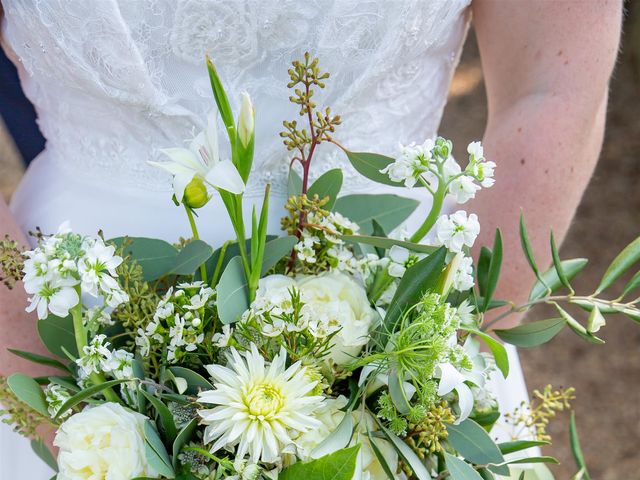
xmin=296 ymin=272 xmax=376 ymax=366
xmin=55 ymin=403 xmax=158 ymax=480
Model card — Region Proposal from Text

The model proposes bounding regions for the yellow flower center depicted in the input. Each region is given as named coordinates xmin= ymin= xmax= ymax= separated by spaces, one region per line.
xmin=244 ymin=382 xmax=284 ymax=419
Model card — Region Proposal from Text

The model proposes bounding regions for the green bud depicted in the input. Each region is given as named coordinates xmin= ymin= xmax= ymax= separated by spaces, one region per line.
xmin=183 ymin=176 xmax=209 ymax=209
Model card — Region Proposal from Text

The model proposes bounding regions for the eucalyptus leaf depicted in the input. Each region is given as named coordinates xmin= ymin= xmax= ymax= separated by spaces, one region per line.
xmin=8 ymin=349 xmax=69 ymax=372
xmin=140 ymin=389 xmax=178 ymax=444
xmin=144 ymin=421 xmax=175 ymax=478
xmin=383 ymin=247 xmax=447 ymax=331
xmin=528 ymin=259 xmax=588 ymax=302
xmin=279 ymin=445 xmax=360 ymax=480
xmin=446 ymin=419 xmax=504 ymax=466
xmin=502 ymin=456 xmax=559 ymax=465
xmin=366 ymin=430 xmax=396 ymax=480
xmin=168 ymin=367 xmax=213 ymax=394
xmin=173 ymin=418 xmax=198 ymax=469
xmin=261 ymin=236 xmax=297 ymax=275
xmin=37 ymin=315 xmax=78 ymax=359
xmin=494 ymin=318 xmax=566 ymax=348
xmin=307 ymin=169 xmax=343 ymax=210
xmin=444 ymin=453 xmax=483 ymax=480
xmin=345 ymin=151 xmax=407 ymax=187
xmin=216 ymin=256 xmax=249 ymax=324
xmin=333 ymin=194 xmax=419 ymax=234
xmin=380 ymin=425 xmax=431 ymax=479
xmin=596 ymin=236 xmax=640 ymax=294
xmin=171 ymin=240 xmax=213 ymax=276
xmin=31 ymin=438 xmax=58 ymax=471
xmin=7 ymin=374 xmax=49 ymax=416
xmin=288 ymin=168 xmax=303 ymax=197
xmin=110 ymin=237 xmax=179 ymax=281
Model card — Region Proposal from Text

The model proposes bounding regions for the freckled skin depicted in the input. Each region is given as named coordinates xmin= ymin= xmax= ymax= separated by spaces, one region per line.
xmin=471 ymin=0 xmax=622 ymax=327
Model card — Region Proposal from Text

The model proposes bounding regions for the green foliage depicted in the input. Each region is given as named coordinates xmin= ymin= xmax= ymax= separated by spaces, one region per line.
xmin=596 ymin=235 xmax=640 ymax=294
xmin=344 ymin=151 xmax=405 ymax=187
xmin=111 ymin=237 xmax=179 ymax=282
xmin=569 ymin=412 xmax=591 ymax=480
xmin=446 ymin=419 xmax=504 ymax=466
xmin=216 ymin=256 xmax=249 ymax=324
xmin=171 ymin=240 xmax=214 ymax=276
xmin=383 ymin=247 xmax=447 ymax=331
xmin=279 ymin=445 xmax=360 ymax=480
xmin=334 ymin=194 xmax=420 ymax=235
xmin=7 ymin=373 xmax=49 ymax=417
xmin=144 ymin=420 xmax=176 ymax=478
xmin=528 ymin=259 xmax=588 ymax=302
xmin=494 ymin=318 xmax=566 ymax=348
xmin=37 ymin=315 xmax=78 ymax=359
xmin=307 ymin=169 xmax=343 ymax=210
xmin=0 ymin=375 xmax=50 ymax=440
xmin=444 ymin=452 xmax=483 ymax=480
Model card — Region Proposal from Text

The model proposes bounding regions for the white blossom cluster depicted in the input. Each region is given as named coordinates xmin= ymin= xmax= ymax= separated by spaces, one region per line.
xmin=381 ymin=138 xmax=495 ymax=204
xmin=75 ymin=334 xmax=134 ymax=383
xmin=22 ymin=223 xmax=128 ymax=320
xmin=136 ymin=281 xmax=214 ymax=362
xmin=295 ymin=211 xmax=361 ymax=272
xmin=44 ymin=383 xmax=72 ymax=419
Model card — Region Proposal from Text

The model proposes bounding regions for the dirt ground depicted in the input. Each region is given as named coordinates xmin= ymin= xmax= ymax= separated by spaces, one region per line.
xmin=1 ymin=13 xmax=639 ymax=480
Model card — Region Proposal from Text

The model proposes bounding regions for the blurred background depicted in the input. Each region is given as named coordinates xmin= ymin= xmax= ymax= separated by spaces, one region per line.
xmin=1 ymin=5 xmax=639 ymax=480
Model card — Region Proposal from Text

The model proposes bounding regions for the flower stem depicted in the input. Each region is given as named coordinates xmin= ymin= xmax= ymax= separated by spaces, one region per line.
xmin=410 ymin=176 xmax=446 ymax=243
xmin=184 ymin=205 xmax=208 ymax=284
xmin=70 ymin=292 xmax=119 ymax=403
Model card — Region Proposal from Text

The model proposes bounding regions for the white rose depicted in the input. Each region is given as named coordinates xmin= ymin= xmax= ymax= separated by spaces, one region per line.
xmin=55 ymin=403 xmax=158 ymax=480
xmin=297 ymin=272 xmax=375 ymax=366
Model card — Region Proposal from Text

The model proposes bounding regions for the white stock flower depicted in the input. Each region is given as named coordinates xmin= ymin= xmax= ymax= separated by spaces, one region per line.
xmin=297 ymin=272 xmax=375 ymax=366
xmin=452 ymin=255 xmax=475 ymax=291
xmin=45 ymin=384 xmax=72 ymax=419
xmin=467 ymin=141 xmax=496 ymax=187
xmin=380 ymin=140 xmax=434 ymax=187
xmin=198 ymin=344 xmax=324 ymax=463
xmin=434 ymin=211 xmax=480 ymax=253
xmin=55 ymin=403 xmax=157 ymax=480
xmin=24 ymin=272 xmax=79 ymax=319
xmin=448 ymin=175 xmax=481 ymax=204
xmin=150 ymin=111 xmax=245 ymax=200
xmin=76 ymin=334 xmax=112 ymax=377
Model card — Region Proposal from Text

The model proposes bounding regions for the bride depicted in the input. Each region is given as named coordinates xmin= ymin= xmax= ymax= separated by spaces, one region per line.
xmin=0 ymin=1 xmax=621 ymax=477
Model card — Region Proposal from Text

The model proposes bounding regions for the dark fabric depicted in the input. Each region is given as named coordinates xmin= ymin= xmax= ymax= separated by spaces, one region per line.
xmin=0 ymin=48 xmax=45 ymax=165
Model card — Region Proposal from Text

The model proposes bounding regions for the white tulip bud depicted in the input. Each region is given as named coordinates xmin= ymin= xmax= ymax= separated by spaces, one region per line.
xmin=237 ymin=91 xmax=254 ymax=148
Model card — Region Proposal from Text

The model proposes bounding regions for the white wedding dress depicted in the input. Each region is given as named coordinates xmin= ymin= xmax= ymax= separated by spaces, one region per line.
xmin=0 ymin=1 xmax=532 ymax=477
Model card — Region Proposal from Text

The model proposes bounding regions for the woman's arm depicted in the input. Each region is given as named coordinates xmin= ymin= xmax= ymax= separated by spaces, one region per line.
xmin=471 ymin=0 xmax=623 ymax=327
xmin=0 ymin=198 xmax=54 ymax=376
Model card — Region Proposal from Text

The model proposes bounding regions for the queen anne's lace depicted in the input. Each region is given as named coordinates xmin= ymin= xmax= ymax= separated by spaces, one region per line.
xmin=1 ymin=0 xmax=471 ymax=197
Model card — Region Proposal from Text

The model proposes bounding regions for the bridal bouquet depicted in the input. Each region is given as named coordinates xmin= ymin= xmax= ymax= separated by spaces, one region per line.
xmin=3 ymin=54 xmax=640 ymax=480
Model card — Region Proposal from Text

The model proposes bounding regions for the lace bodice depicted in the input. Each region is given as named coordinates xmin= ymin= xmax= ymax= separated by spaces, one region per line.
xmin=1 ymin=0 xmax=471 ymax=197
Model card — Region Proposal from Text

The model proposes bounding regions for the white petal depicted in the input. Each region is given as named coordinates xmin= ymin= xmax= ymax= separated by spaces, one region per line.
xmin=204 ymin=160 xmax=245 ymax=194
xmin=454 ymin=383 xmax=474 ymax=424
xmin=437 ymin=363 xmax=464 ymax=396
xmin=205 ymin=111 xmax=220 ymax=164
xmin=156 ymin=148 xmax=202 ymax=172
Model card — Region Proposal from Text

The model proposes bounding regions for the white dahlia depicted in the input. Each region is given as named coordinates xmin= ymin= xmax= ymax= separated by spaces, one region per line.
xmin=198 ymin=344 xmax=324 ymax=463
